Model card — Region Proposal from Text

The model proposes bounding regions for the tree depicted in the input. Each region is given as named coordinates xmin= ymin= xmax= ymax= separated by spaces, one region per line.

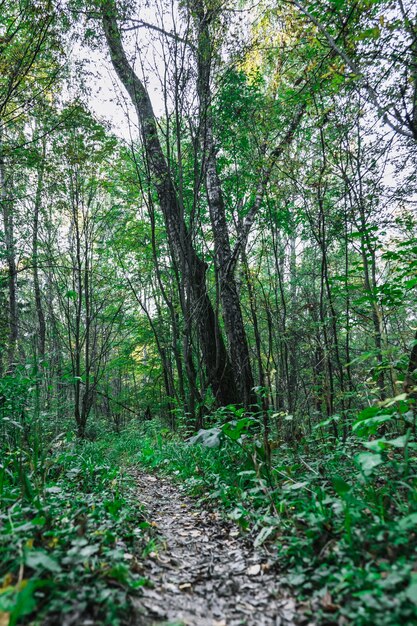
xmin=100 ymin=0 xmax=240 ymax=407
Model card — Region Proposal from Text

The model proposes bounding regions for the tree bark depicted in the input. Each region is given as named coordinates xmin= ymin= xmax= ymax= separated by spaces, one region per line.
xmin=101 ymin=1 xmax=238 ymax=406
xmin=193 ymin=4 xmax=256 ymax=407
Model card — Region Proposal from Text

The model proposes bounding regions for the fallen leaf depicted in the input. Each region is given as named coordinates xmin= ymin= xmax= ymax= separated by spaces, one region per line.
xmin=246 ymin=564 xmax=261 ymax=576
xmin=156 ymin=554 xmax=171 ymax=564
xmin=321 ymin=590 xmax=340 ymax=612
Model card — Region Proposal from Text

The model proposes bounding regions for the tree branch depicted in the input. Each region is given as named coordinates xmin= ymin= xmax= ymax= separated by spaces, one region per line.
xmin=122 ymin=19 xmax=196 ymax=50
xmin=227 ymin=102 xmax=305 ymax=276
xmin=289 ymin=0 xmax=415 ymax=140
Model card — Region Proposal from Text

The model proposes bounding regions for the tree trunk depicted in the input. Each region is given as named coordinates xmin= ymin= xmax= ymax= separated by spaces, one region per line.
xmin=33 ymin=138 xmax=47 ymax=360
xmin=193 ymin=5 xmax=256 ymax=407
xmin=0 ymin=132 xmax=18 ymax=370
xmin=405 ymin=329 xmax=417 ymax=393
xmin=101 ymin=1 xmax=238 ymax=407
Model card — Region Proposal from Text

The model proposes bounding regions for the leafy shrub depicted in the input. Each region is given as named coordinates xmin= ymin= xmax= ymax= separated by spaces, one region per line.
xmin=0 ymin=437 xmax=151 ymax=625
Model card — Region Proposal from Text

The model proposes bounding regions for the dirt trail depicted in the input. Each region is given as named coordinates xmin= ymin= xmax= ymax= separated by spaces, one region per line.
xmin=131 ymin=472 xmax=301 ymax=626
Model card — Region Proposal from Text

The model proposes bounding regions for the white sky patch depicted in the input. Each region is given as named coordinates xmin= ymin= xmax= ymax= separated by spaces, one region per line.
xmin=67 ymin=0 xmax=191 ymax=143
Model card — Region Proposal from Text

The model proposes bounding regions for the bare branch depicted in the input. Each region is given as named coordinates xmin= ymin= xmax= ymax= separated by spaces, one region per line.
xmin=122 ymin=18 xmax=196 ymax=50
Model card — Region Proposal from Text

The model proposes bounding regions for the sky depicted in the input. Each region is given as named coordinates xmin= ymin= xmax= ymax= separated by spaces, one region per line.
xmin=68 ymin=0 xmax=414 ymax=216
xmin=70 ymin=0 xmax=190 ymax=143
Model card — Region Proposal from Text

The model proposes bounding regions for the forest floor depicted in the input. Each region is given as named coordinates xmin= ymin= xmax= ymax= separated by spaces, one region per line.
xmin=4 ymin=421 xmax=416 ymax=625
xmin=132 ymin=472 xmax=302 ymax=626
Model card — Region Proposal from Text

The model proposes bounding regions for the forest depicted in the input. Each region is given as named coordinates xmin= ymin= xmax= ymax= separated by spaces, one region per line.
xmin=1 ymin=0 xmax=417 ymax=624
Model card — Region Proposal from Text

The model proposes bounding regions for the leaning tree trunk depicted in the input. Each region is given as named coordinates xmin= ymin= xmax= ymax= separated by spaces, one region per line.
xmin=101 ymin=1 xmax=238 ymax=406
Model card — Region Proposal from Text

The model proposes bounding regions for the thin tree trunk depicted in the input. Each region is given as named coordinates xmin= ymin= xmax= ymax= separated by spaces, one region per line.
xmin=0 ymin=132 xmax=18 ymax=370
xmin=405 ymin=329 xmax=417 ymax=393
xmin=33 ymin=138 xmax=46 ymax=360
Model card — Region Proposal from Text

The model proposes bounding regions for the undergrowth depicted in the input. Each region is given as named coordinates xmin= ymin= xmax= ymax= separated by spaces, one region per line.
xmin=2 ymin=394 xmax=417 ymax=625
xmin=0 ymin=425 xmax=151 ymax=626
xmin=101 ymin=399 xmax=417 ymax=626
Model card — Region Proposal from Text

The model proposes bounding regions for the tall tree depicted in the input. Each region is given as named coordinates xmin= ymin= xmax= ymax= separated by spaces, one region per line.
xmin=100 ymin=0 xmax=239 ymax=407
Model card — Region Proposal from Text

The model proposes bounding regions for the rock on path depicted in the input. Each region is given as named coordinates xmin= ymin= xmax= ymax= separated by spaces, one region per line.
xmin=131 ymin=472 xmax=300 ymax=626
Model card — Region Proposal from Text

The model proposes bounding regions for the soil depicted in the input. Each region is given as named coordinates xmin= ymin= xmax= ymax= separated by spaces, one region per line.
xmin=131 ymin=472 xmax=305 ymax=626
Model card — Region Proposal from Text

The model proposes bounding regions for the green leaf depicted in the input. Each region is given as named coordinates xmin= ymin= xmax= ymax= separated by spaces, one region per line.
xmin=284 ymin=481 xmax=309 ymax=491
xmin=405 ymin=278 xmax=417 ymax=289
xmin=381 ymin=393 xmax=408 ymax=407
xmin=1 ymin=580 xmax=51 ymax=626
xmin=352 ymin=414 xmax=392 ymax=435
xmin=363 ymin=438 xmax=388 ymax=452
xmin=332 ymin=475 xmax=351 ymax=496
xmin=357 ymin=405 xmax=380 ymax=420
xmin=346 ymin=352 xmax=376 ymax=366
xmin=383 ymin=435 xmax=413 ymax=448
xmin=314 ymin=414 xmax=340 ymax=429
xmin=361 ymin=435 xmax=417 ymax=451
xmin=406 ymin=575 xmax=417 ymax=605
xmin=79 ymin=544 xmax=100 ymax=559
xmin=254 ymin=526 xmax=274 ymax=547
xmin=222 ymin=418 xmax=254 ymax=441
xmin=10 ymin=581 xmax=42 ymax=625
xmin=355 ymin=452 xmax=383 ymax=475
xmin=356 ymin=26 xmax=381 ymax=41
xmin=398 ymin=513 xmax=417 ymax=530
xmin=25 ymin=551 xmax=61 ymax=573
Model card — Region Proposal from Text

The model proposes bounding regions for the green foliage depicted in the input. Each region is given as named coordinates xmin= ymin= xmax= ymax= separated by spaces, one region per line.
xmin=0 ymin=421 xmax=151 ymax=625
xmin=117 ymin=398 xmax=417 ymax=625
xmin=1 ymin=0 xmax=417 ymax=622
